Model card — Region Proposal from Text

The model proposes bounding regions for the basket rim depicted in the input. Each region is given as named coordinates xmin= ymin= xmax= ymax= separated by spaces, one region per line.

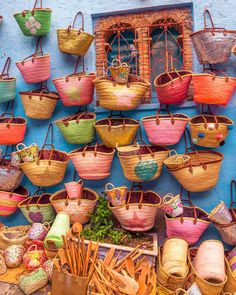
xmin=52 ymin=72 xmax=96 ymax=83
xmin=0 ymin=117 xmax=27 ymax=125
xmin=154 ymin=70 xmax=192 ymax=87
xmin=57 ymin=28 xmax=95 ymax=39
xmin=14 ymin=8 xmax=52 ymax=16
xmin=190 ymin=114 xmax=234 ymax=126
xmin=192 ymin=73 xmax=236 ymax=81
xmin=142 ymin=113 xmax=189 ymax=122
xmin=50 ymin=188 xmax=98 ymax=203
xmin=54 ymin=112 xmax=96 ymax=125
xmin=93 ymin=74 xmax=151 ymax=87
xmin=20 ymin=90 xmax=59 ymax=101
xmin=16 ymin=54 xmax=50 ymax=65
xmin=118 ymin=144 xmax=169 ymax=158
xmin=0 ymin=77 xmax=16 ymax=82
xmin=94 ymin=117 xmax=140 ymax=128
xmin=18 ymin=193 xmax=52 ymax=208
xmin=0 ymin=185 xmax=29 ymax=198
xmin=69 ymin=144 xmax=115 ymax=156
xmin=190 ymin=28 xmax=236 ymax=37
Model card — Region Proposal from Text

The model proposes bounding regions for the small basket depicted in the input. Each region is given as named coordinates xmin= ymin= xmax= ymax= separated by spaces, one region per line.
xmin=0 ymin=57 xmax=16 ymax=103
xmin=164 ymin=150 xmax=190 ymax=170
xmin=105 ymin=183 xmax=128 ymax=207
xmin=0 ymin=225 xmax=30 ymax=249
xmin=116 ymin=142 xmax=140 ymax=156
xmin=16 ymin=143 xmax=39 ymax=163
xmin=109 ymin=59 xmax=131 ymax=84
xmin=162 ymin=193 xmax=183 ymax=218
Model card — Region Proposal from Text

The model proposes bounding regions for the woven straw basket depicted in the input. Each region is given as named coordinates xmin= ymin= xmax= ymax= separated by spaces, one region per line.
xmin=50 ymin=188 xmax=98 ymax=224
xmin=118 ymin=144 xmax=169 ymax=182
xmin=0 ymin=225 xmax=30 ymax=249
xmin=20 ymin=88 xmax=59 ymax=120
xmin=164 ymin=150 xmax=190 ymax=170
xmin=94 ymin=74 xmax=150 ymax=110
xmin=109 ymin=190 xmax=161 ymax=231
xmin=95 ymin=118 xmax=140 ymax=148
xmin=224 ymin=256 xmax=236 ymax=294
xmin=55 ymin=111 xmax=96 ymax=145
xmin=190 ymin=114 xmax=234 ymax=148
xmin=69 ymin=144 xmax=115 ymax=180
xmin=0 ymin=57 xmax=16 ymax=103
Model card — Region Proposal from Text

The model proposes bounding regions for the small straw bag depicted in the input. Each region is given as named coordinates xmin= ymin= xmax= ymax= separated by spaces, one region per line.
xmin=108 ymin=59 xmax=131 ymax=84
xmin=190 ymin=9 xmax=236 ymax=64
xmin=18 ymin=188 xmax=56 ymax=224
xmin=55 ymin=111 xmax=96 ymax=144
xmin=53 ymin=57 xmax=96 ymax=106
xmin=50 ymin=187 xmax=98 ymax=224
xmin=188 ymin=248 xmax=227 ymax=295
xmin=192 ymin=69 xmax=236 ymax=105
xmin=0 ymin=101 xmax=27 ymax=145
xmin=0 ymin=57 xmax=16 ymax=103
xmin=94 ymin=74 xmax=150 ymax=110
xmin=69 ymin=143 xmax=115 ymax=180
xmin=94 ymin=117 xmax=140 ymax=148
xmin=118 ymin=143 xmax=169 ymax=182
xmin=57 ymin=11 xmax=94 ymax=56
xmin=20 ymin=124 xmax=69 ymax=187
xmin=142 ymin=109 xmax=189 ymax=146
xmin=0 ymin=186 xmax=29 ymax=216
xmin=105 ymin=183 xmax=128 ymax=206
xmin=165 ymin=190 xmax=210 ymax=245
xmin=20 ymin=83 xmax=59 ymax=120
xmin=23 ymin=245 xmax=47 ymax=270
xmin=16 ymin=37 xmax=50 ymax=84
xmin=14 ymin=0 xmax=52 ymax=36
xmin=166 ymin=129 xmax=223 ymax=192
xmin=0 ymin=225 xmax=30 ymax=249
xmin=109 ymin=188 xmax=161 ymax=231
xmin=164 ymin=150 xmax=190 ymax=170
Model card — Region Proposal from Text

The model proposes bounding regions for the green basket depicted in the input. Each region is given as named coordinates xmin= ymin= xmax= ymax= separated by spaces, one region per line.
xmin=0 ymin=57 xmax=16 ymax=103
xmin=55 ymin=111 xmax=96 ymax=145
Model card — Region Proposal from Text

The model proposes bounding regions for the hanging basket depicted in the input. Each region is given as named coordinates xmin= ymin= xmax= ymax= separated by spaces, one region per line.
xmin=154 ymin=69 xmax=192 ymax=105
xmin=164 ymin=150 xmax=190 ymax=170
xmin=190 ymin=9 xmax=236 ymax=64
xmin=50 ymin=188 xmax=98 ymax=224
xmin=192 ymin=69 xmax=236 ymax=105
xmin=20 ymin=86 xmax=59 ymax=120
xmin=57 ymin=11 xmax=94 ymax=56
xmin=0 ymin=225 xmax=30 ymax=249
xmin=0 ymin=57 xmax=16 ymax=103
xmin=109 ymin=189 xmax=161 ymax=231
xmin=166 ymin=129 xmax=223 ymax=192
xmin=94 ymin=74 xmax=150 ymax=110
xmin=109 ymin=59 xmax=131 ymax=84
xmin=142 ymin=110 xmax=189 ymax=146
xmin=55 ymin=111 xmax=96 ymax=145
xmin=0 ymin=186 xmax=29 ymax=216
xmin=14 ymin=0 xmax=52 ymax=36
xmin=190 ymin=114 xmax=234 ymax=148
xmin=18 ymin=188 xmax=56 ymax=224
xmin=118 ymin=144 xmax=169 ymax=182
xmin=20 ymin=124 xmax=69 ymax=187
xmin=94 ymin=118 xmax=140 ymax=148
xmin=69 ymin=144 xmax=115 ymax=180
xmin=16 ymin=37 xmax=50 ymax=84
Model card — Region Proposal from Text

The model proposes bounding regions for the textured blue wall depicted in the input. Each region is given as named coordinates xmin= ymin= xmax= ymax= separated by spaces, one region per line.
xmin=0 ymin=0 xmax=236 ymax=245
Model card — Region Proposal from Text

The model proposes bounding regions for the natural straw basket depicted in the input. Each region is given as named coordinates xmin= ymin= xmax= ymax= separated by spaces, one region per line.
xmin=109 ymin=189 xmax=161 ymax=231
xmin=95 ymin=118 xmax=140 ymax=148
xmin=0 ymin=57 xmax=16 ymax=103
xmin=224 ymin=254 xmax=236 ymax=294
xmin=164 ymin=150 xmax=190 ymax=170
xmin=118 ymin=144 xmax=169 ymax=182
xmin=190 ymin=9 xmax=236 ymax=64
xmin=50 ymin=188 xmax=98 ymax=224
xmin=94 ymin=74 xmax=150 ymax=110
xmin=55 ymin=111 xmax=96 ymax=145
xmin=20 ymin=124 xmax=69 ymax=187
xmin=0 ymin=225 xmax=30 ymax=249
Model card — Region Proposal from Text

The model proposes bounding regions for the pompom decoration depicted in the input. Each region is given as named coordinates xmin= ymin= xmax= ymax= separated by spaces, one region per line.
xmin=207 ymin=123 xmax=216 ymax=130
xmin=216 ymin=133 xmax=224 ymax=140
xmin=198 ymin=132 xmax=205 ymax=138
xmin=192 ymin=138 xmax=198 ymax=144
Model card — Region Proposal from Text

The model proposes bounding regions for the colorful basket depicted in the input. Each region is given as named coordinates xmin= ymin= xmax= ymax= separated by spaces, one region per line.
xmin=0 ymin=225 xmax=30 ymax=249
xmin=109 ymin=189 xmax=161 ymax=231
xmin=142 ymin=110 xmax=189 ymax=146
xmin=190 ymin=114 xmax=234 ymax=148
xmin=0 ymin=57 xmax=16 ymax=103
xmin=52 ymin=57 xmax=95 ymax=106
xmin=118 ymin=144 xmax=169 ymax=182
xmin=16 ymin=37 xmax=50 ymax=84
xmin=55 ymin=111 xmax=96 ymax=144
xmin=57 ymin=11 xmax=94 ymax=56
xmin=94 ymin=74 xmax=150 ymax=110
xmin=94 ymin=118 xmax=140 ymax=148
xmin=190 ymin=9 xmax=236 ymax=64
xmin=20 ymin=124 xmax=69 ymax=187
xmin=50 ymin=188 xmax=98 ymax=224
xmin=14 ymin=0 xmax=52 ymax=36
xmin=69 ymin=144 xmax=115 ymax=180
xmin=109 ymin=59 xmax=131 ymax=84
xmin=192 ymin=69 xmax=236 ymax=105
xmin=18 ymin=188 xmax=56 ymax=224
xmin=0 ymin=186 xmax=29 ymax=216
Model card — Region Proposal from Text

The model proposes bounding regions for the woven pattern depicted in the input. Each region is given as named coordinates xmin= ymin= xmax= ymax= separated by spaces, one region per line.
xmin=215 ymin=223 xmax=236 ymax=246
xmin=20 ymin=90 xmax=59 ymax=120
xmin=94 ymin=75 xmax=150 ymax=110
xmin=16 ymin=55 xmax=50 ymax=84
xmin=0 ymin=225 xmax=30 ymax=249
xmin=0 ymin=78 xmax=16 ymax=103
xmin=224 ymin=257 xmax=236 ymax=293
xmin=0 ymin=162 xmax=24 ymax=191
xmin=0 ymin=117 xmax=27 ymax=145
xmin=14 ymin=9 xmax=52 ymax=36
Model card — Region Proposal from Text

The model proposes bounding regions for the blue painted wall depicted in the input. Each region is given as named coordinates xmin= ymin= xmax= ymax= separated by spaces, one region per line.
xmin=0 ymin=0 xmax=236 ymax=245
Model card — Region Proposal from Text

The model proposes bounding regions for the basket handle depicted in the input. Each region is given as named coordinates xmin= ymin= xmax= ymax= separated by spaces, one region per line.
xmin=72 ymin=169 xmax=83 ymax=186
xmin=105 ymin=183 xmax=115 ymax=191
xmin=180 ymin=188 xmax=197 ymax=224
xmin=28 ymin=81 xmax=49 ymax=100
xmin=70 ymin=11 xmax=84 ymax=31
xmin=126 ymin=190 xmax=143 ymax=210
xmin=37 ymin=124 xmax=54 ymax=166
xmin=203 ymin=68 xmax=229 ymax=82
xmin=65 ymin=189 xmax=82 ymax=206
xmin=199 ymin=114 xmax=219 ymax=129
xmin=230 ymin=180 xmax=236 ymax=213
xmin=21 ymin=37 xmax=44 ymax=64
xmin=156 ymin=106 xmax=175 ymax=125
xmin=63 ymin=111 xmax=87 ymax=127
xmin=65 ymin=56 xmax=85 ymax=81
xmin=33 ymin=0 xmax=43 ymax=10
xmin=26 ymin=187 xmax=46 ymax=210
xmin=107 ymin=118 xmax=126 ymax=130
xmin=203 ymin=8 xmax=226 ymax=32
xmin=0 ymin=57 xmax=11 ymax=78
xmin=82 ymin=142 xmax=99 ymax=157
xmin=27 ymin=244 xmax=38 ymax=252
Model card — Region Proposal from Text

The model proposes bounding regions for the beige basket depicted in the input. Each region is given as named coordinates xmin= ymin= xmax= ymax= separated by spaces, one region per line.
xmin=164 ymin=150 xmax=190 ymax=170
xmin=224 ymin=256 xmax=236 ymax=294
xmin=0 ymin=225 xmax=30 ymax=249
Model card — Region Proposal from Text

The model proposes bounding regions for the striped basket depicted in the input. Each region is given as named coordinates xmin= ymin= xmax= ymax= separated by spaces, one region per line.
xmin=0 ymin=186 xmax=29 ymax=216
xmin=0 ymin=57 xmax=16 ymax=103
xmin=69 ymin=144 xmax=115 ymax=180
xmin=55 ymin=111 xmax=96 ymax=145
xmin=94 ymin=118 xmax=140 ymax=148
xmin=109 ymin=189 xmax=161 ymax=231
xmin=50 ymin=188 xmax=98 ymax=224
xmin=18 ymin=188 xmax=56 ymax=224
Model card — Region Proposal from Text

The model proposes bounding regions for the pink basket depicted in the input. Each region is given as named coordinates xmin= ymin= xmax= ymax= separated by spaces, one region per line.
xmin=53 ymin=58 xmax=95 ymax=106
xmin=68 ymin=144 xmax=115 ymax=180
xmin=142 ymin=110 xmax=189 ymax=146
xmin=16 ymin=38 xmax=50 ymax=84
